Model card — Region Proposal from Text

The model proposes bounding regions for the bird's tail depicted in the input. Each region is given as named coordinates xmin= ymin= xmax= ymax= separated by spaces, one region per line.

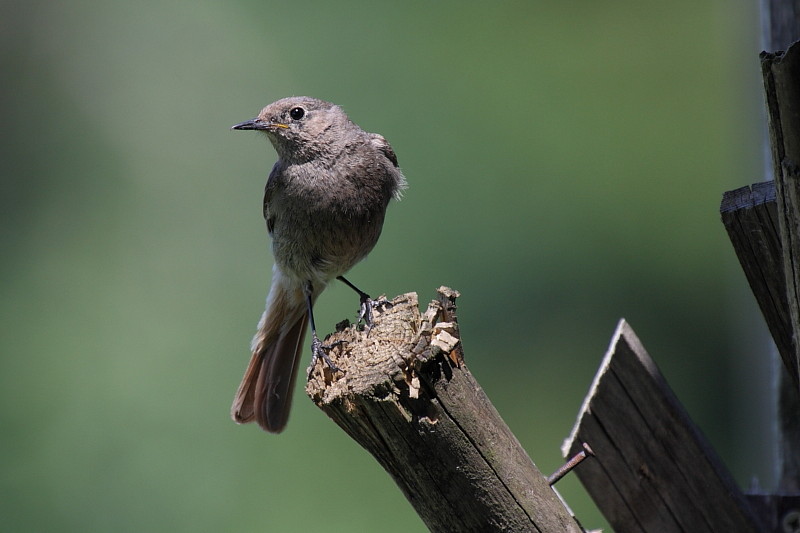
xmin=231 ymin=267 xmax=310 ymax=433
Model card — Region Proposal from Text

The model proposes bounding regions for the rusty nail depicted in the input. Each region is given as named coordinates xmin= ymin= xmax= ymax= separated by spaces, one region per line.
xmin=548 ymin=442 xmax=594 ymax=486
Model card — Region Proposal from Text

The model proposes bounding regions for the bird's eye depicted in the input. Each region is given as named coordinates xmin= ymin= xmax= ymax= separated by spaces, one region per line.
xmin=289 ymin=107 xmax=305 ymax=120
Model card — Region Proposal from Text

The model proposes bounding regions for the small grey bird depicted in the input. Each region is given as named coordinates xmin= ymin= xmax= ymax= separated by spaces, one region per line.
xmin=230 ymin=97 xmax=406 ymax=433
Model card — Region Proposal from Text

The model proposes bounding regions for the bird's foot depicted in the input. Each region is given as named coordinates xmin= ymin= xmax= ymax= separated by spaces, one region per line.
xmin=308 ymin=333 xmax=345 ymax=378
xmin=358 ymin=295 xmax=392 ymax=335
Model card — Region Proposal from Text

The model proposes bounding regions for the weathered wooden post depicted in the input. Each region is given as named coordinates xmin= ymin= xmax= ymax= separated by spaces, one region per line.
xmin=305 ymin=288 xmax=584 ymax=533
xmin=562 ymin=319 xmax=765 ymax=532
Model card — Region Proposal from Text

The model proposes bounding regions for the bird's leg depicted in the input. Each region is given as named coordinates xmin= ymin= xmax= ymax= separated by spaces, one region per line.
xmin=304 ymin=281 xmax=342 ymax=375
xmin=336 ymin=276 xmax=391 ymax=332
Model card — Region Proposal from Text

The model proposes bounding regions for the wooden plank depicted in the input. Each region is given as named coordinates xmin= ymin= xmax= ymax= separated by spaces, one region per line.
xmin=720 ymin=180 xmax=797 ymax=385
xmin=563 ymin=320 xmax=766 ymax=532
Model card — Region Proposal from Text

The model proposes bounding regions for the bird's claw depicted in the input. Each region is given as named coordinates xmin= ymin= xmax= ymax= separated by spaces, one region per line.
xmin=309 ymin=334 xmax=345 ymax=378
xmin=358 ymin=295 xmax=392 ymax=335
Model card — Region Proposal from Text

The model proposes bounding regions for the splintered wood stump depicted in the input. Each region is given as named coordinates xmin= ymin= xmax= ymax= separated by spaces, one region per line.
xmin=305 ymin=287 xmax=582 ymax=533
xmin=563 ymin=320 xmax=765 ymax=533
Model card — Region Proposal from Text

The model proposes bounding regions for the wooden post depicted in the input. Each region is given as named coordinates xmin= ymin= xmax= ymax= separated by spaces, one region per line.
xmin=760 ymin=0 xmax=800 ymax=496
xmin=305 ymin=288 xmax=583 ymax=533
xmin=762 ymin=42 xmax=800 ymax=390
xmin=562 ymin=320 xmax=765 ymax=533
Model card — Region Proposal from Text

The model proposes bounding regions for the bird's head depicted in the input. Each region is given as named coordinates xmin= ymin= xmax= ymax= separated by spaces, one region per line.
xmin=232 ymin=96 xmax=352 ymax=162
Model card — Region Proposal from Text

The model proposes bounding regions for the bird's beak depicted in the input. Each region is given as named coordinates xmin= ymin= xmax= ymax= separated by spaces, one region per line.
xmin=231 ymin=118 xmax=289 ymax=131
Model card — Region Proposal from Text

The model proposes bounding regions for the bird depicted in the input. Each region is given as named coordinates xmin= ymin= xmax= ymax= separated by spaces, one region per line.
xmin=230 ymin=96 xmax=406 ymax=433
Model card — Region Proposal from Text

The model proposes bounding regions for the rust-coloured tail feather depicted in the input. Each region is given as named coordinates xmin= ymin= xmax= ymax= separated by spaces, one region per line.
xmin=231 ymin=270 xmax=309 ymax=433
xmin=253 ymin=312 xmax=307 ymax=432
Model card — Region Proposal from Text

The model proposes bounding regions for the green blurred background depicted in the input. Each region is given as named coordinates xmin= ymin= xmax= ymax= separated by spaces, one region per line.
xmin=1 ymin=1 xmax=774 ymax=531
